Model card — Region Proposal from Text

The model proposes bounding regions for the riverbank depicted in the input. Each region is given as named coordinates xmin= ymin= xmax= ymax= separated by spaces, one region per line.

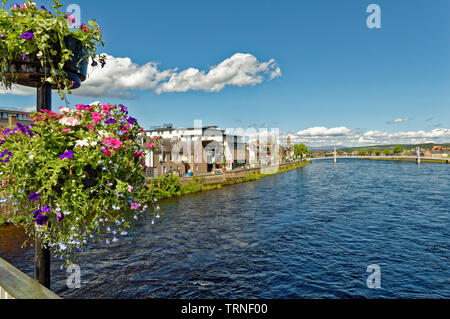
xmin=148 ymin=160 xmax=311 ymax=200
xmin=363 ymin=157 xmax=449 ymax=164
xmin=0 ymin=161 xmax=311 ymax=226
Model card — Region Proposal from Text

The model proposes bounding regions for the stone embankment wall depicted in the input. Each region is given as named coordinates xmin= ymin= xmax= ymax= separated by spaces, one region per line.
xmin=180 ymin=161 xmax=309 ymax=186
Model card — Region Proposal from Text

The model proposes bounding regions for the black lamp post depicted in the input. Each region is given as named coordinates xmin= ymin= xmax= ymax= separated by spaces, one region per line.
xmin=34 ymin=83 xmax=52 ymax=289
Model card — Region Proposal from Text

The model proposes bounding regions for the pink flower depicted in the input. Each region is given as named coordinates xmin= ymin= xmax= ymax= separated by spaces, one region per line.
xmin=130 ymin=203 xmax=141 ymax=210
xmin=104 ymin=149 xmax=112 ymax=156
xmin=66 ymin=14 xmax=76 ymax=25
xmin=103 ymin=137 xmax=123 ymax=150
xmin=85 ymin=124 xmax=94 ymax=131
xmin=102 ymin=104 xmax=115 ymax=116
xmin=76 ymin=113 xmax=83 ymax=118
xmin=146 ymin=142 xmax=155 ymax=149
xmin=63 ymin=128 xmax=71 ymax=132
xmin=121 ymin=123 xmax=131 ymax=134
xmin=59 ymin=117 xmax=80 ymax=127
xmin=128 ymin=185 xmax=133 ymax=193
xmin=76 ymin=104 xmax=93 ymax=112
xmin=91 ymin=112 xmax=104 ymax=125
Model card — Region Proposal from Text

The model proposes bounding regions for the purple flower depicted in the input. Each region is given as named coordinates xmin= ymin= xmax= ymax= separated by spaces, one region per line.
xmin=55 ymin=212 xmax=64 ymax=222
xmin=105 ymin=118 xmax=117 ymax=124
xmin=91 ymin=60 xmax=98 ymax=67
xmin=0 ymin=150 xmax=12 ymax=163
xmin=29 ymin=192 xmax=40 ymax=201
xmin=41 ymin=205 xmax=51 ymax=213
xmin=35 ymin=213 xmax=48 ymax=226
xmin=21 ymin=53 xmax=27 ymax=61
xmin=101 ymin=60 xmax=106 ymax=68
xmin=19 ymin=32 xmax=34 ymax=40
xmin=16 ymin=123 xmax=33 ymax=137
xmin=0 ymin=34 xmax=4 ymax=40
xmin=11 ymin=4 xmax=19 ymax=10
xmin=71 ymin=81 xmax=80 ymax=89
xmin=60 ymin=150 xmax=73 ymax=160
xmin=127 ymin=117 xmax=137 ymax=124
xmin=119 ymin=104 xmax=128 ymax=114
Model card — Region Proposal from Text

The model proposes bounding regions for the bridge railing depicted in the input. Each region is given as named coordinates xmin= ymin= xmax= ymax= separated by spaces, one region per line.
xmin=0 ymin=257 xmax=61 ymax=299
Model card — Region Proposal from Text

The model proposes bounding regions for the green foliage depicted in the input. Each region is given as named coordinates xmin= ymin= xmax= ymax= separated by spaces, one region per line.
xmin=0 ymin=0 xmax=106 ymax=99
xmin=149 ymin=174 xmax=181 ymax=198
xmin=384 ymin=148 xmax=391 ymax=155
xmin=375 ymin=149 xmax=382 ymax=156
xmin=0 ymin=103 xmax=158 ymax=262
xmin=294 ymin=144 xmax=309 ymax=159
xmin=358 ymin=150 xmax=367 ymax=156
xmin=393 ymin=145 xmax=404 ymax=154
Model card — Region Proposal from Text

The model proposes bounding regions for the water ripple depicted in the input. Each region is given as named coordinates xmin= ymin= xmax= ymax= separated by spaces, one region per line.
xmin=1 ymin=159 xmax=449 ymax=298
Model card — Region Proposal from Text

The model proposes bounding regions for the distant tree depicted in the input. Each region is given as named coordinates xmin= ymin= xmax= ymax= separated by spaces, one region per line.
xmin=375 ymin=149 xmax=382 ymax=156
xmin=393 ymin=145 xmax=404 ymax=154
xmin=294 ymin=144 xmax=309 ymax=160
xmin=358 ymin=150 xmax=367 ymax=156
xmin=384 ymin=148 xmax=391 ymax=156
xmin=367 ymin=149 xmax=374 ymax=156
xmin=337 ymin=150 xmax=344 ymax=155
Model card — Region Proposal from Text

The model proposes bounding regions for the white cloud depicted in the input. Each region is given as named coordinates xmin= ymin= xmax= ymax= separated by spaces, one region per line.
xmin=155 ymin=53 xmax=281 ymax=94
xmin=387 ymin=117 xmax=412 ymax=124
xmin=0 ymin=85 xmax=34 ymax=96
xmin=296 ymin=126 xmax=352 ymax=137
xmin=0 ymin=53 xmax=280 ymax=98
xmin=290 ymin=127 xmax=450 ymax=147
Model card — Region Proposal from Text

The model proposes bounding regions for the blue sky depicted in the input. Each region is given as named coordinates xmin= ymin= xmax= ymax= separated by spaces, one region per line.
xmin=1 ymin=0 xmax=449 ymax=146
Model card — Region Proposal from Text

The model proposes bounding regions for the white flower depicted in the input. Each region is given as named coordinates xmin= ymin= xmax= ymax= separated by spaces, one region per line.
xmin=75 ymin=139 xmax=89 ymax=148
xmin=90 ymin=141 xmax=98 ymax=147
xmin=59 ymin=107 xmax=72 ymax=114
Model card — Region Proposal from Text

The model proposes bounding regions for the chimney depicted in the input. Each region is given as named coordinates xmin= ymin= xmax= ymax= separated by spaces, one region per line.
xmin=8 ymin=114 xmax=17 ymax=127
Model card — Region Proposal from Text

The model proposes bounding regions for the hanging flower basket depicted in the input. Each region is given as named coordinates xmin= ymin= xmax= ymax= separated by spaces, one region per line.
xmin=0 ymin=102 xmax=160 ymax=263
xmin=5 ymin=36 xmax=88 ymax=89
xmin=0 ymin=1 xmax=106 ymax=98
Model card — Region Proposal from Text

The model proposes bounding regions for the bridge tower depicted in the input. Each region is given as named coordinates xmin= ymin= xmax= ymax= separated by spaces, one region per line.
xmin=334 ymin=146 xmax=337 ymax=164
xmin=416 ymin=147 xmax=421 ymax=164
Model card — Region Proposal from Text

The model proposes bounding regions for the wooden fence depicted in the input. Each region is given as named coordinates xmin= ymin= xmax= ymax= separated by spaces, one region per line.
xmin=0 ymin=257 xmax=60 ymax=299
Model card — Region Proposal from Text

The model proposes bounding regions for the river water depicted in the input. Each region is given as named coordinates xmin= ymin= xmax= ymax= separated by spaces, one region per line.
xmin=1 ymin=159 xmax=449 ymax=298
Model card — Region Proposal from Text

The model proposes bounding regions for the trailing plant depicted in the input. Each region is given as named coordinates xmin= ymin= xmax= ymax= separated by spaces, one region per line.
xmin=0 ymin=0 xmax=106 ymax=98
xmin=0 ymin=102 xmax=160 ymax=263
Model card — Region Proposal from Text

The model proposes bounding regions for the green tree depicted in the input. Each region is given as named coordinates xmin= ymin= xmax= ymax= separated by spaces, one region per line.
xmin=384 ymin=148 xmax=391 ymax=156
xmin=375 ymin=149 xmax=382 ymax=156
xmin=393 ymin=145 xmax=404 ymax=154
xmin=358 ymin=150 xmax=367 ymax=156
xmin=367 ymin=149 xmax=373 ymax=156
xmin=294 ymin=144 xmax=308 ymax=160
